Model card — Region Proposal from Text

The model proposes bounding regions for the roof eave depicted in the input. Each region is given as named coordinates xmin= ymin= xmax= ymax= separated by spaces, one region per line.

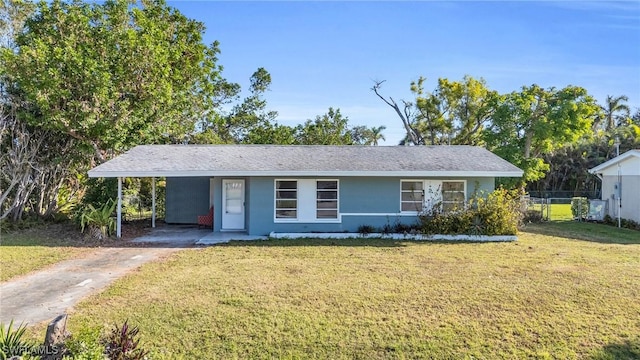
xmin=588 ymin=151 xmax=640 ymax=173
xmin=88 ymin=170 xmax=524 ymax=178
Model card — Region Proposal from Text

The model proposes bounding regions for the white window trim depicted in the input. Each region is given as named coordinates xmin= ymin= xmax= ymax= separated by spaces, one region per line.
xmin=441 ymin=180 xmax=467 ymax=212
xmin=274 ymin=179 xmax=341 ymax=223
xmin=400 ymin=180 xmax=424 ymax=215
xmin=274 ymin=179 xmax=298 ymax=222
xmin=315 ymin=179 xmax=340 ymax=222
xmin=399 ymin=179 xmax=467 ymax=214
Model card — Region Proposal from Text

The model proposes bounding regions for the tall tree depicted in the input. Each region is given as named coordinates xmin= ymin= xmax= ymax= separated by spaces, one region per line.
xmin=0 ymin=0 xmax=35 ymax=50
xmin=294 ymin=108 xmax=354 ymax=145
xmin=219 ymin=67 xmax=278 ymax=143
xmin=372 ymin=80 xmax=420 ymax=145
xmin=2 ymin=0 xmax=238 ymax=163
xmin=241 ymin=121 xmax=295 ymax=145
xmin=484 ymin=84 xmax=599 ymax=183
xmin=348 ymin=125 xmax=387 ymax=145
xmin=1 ymin=0 xmax=244 ymax=221
xmin=595 ymin=95 xmax=631 ymax=131
xmin=373 ymin=76 xmax=498 ymax=146
xmin=529 ymin=118 xmax=640 ymax=197
xmin=369 ymin=125 xmax=386 ymax=146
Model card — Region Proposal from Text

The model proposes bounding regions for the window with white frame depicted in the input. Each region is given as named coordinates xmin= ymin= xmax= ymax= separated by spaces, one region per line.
xmin=274 ymin=179 xmax=340 ymax=222
xmin=400 ymin=180 xmax=465 ymax=213
xmin=316 ymin=180 xmax=338 ymax=219
xmin=442 ymin=181 xmax=465 ymax=212
xmin=275 ymin=180 xmax=297 ymax=219
xmin=401 ymin=181 xmax=423 ymax=212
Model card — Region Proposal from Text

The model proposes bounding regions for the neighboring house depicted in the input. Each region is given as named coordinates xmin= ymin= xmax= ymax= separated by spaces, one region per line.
xmin=588 ymin=149 xmax=640 ymax=223
xmin=88 ymin=145 xmax=523 ymax=237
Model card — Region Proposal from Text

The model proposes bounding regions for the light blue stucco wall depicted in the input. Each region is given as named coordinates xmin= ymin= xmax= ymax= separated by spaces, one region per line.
xmin=165 ymin=177 xmax=210 ymax=224
xmin=245 ymin=176 xmax=495 ymax=236
xmin=166 ymin=176 xmax=495 ymax=234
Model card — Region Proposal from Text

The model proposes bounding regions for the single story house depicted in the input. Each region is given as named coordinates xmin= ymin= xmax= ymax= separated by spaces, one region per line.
xmin=588 ymin=149 xmax=640 ymax=223
xmin=88 ymin=145 xmax=523 ymax=237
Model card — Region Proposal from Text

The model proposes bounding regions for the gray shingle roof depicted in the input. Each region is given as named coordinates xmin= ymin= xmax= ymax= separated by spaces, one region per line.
xmin=88 ymin=145 xmax=523 ymax=178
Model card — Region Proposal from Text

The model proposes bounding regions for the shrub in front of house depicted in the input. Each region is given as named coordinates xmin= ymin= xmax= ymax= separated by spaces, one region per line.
xmin=357 ymin=224 xmax=377 ymax=235
xmin=603 ymin=215 xmax=640 ymax=231
xmin=419 ymin=189 xmax=523 ymax=236
xmin=79 ymin=200 xmax=117 ymax=241
xmin=420 ymin=209 xmax=473 ymax=235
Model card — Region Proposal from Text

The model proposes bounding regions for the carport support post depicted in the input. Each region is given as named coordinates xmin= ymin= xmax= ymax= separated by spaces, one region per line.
xmin=151 ymin=177 xmax=156 ymax=228
xmin=117 ymin=177 xmax=122 ymax=238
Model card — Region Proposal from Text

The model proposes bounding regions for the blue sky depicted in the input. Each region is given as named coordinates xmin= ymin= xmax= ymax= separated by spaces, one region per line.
xmin=170 ymin=1 xmax=640 ymax=144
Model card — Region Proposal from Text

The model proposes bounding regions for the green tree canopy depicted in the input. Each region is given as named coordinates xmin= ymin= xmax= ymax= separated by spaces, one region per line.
xmin=373 ymin=75 xmax=499 ymax=146
xmin=294 ymin=107 xmax=355 ymax=145
xmin=593 ymin=95 xmax=631 ymax=131
xmin=484 ymin=84 xmax=599 ymax=183
xmin=2 ymin=0 xmax=238 ymax=163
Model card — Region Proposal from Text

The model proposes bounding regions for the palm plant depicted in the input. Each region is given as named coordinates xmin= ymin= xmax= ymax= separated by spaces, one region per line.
xmin=369 ymin=125 xmax=386 ymax=146
xmin=594 ymin=95 xmax=630 ymax=131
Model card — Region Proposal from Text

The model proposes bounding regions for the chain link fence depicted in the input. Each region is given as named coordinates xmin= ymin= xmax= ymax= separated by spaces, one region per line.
xmin=523 ymin=195 xmax=607 ymax=222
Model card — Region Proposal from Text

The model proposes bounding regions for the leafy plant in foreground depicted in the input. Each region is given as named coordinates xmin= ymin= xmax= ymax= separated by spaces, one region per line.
xmin=104 ymin=320 xmax=148 ymax=360
xmin=80 ymin=199 xmax=117 ymax=240
xmin=0 ymin=320 xmax=32 ymax=360
xmin=62 ymin=326 xmax=105 ymax=360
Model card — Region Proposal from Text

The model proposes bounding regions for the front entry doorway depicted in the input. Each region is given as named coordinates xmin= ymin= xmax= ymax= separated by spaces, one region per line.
xmin=221 ymin=179 xmax=245 ymax=230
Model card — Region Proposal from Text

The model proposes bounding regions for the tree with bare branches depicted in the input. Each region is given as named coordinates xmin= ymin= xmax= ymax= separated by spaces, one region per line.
xmin=372 ymin=80 xmax=423 ymax=145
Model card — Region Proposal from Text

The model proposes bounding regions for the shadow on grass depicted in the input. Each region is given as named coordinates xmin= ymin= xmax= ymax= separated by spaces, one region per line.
xmin=523 ymin=221 xmax=640 ymax=245
xmin=590 ymin=338 xmax=640 ymax=360
xmin=1 ymin=222 xmax=202 ymax=249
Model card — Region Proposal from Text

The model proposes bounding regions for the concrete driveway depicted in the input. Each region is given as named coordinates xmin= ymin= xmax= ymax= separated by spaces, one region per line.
xmin=0 ymin=226 xmax=208 ymax=326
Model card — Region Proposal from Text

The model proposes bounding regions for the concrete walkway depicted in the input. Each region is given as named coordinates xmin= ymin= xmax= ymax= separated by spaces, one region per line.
xmin=0 ymin=227 xmax=203 ymax=326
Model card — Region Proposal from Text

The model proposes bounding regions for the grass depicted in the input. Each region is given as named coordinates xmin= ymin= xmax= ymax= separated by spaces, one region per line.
xmin=0 ymin=226 xmax=91 ymax=282
xmin=44 ymin=222 xmax=640 ymax=359
xmin=525 ymin=220 xmax=640 ymax=244
xmin=548 ymin=203 xmax=573 ymax=221
xmin=527 ymin=203 xmax=574 ymax=221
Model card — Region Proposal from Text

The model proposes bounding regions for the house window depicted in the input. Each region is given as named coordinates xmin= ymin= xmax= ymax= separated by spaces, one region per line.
xmin=442 ymin=181 xmax=465 ymax=212
xmin=401 ymin=180 xmax=466 ymax=213
xmin=401 ymin=181 xmax=423 ymax=212
xmin=274 ymin=179 xmax=340 ymax=222
xmin=317 ymin=180 xmax=338 ymax=219
xmin=275 ymin=180 xmax=297 ymax=219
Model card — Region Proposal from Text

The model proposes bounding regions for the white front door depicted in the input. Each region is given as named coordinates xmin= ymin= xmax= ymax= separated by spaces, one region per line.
xmin=222 ymin=179 xmax=245 ymax=230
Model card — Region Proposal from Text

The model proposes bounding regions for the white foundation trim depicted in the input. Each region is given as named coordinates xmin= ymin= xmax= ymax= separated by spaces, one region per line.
xmin=269 ymin=232 xmax=517 ymax=242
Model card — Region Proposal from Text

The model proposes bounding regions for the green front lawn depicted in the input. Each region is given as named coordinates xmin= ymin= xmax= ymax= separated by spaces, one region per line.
xmin=57 ymin=222 xmax=639 ymax=359
xmin=525 ymin=220 xmax=640 ymax=244
xmin=0 ymin=227 xmax=91 ymax=282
